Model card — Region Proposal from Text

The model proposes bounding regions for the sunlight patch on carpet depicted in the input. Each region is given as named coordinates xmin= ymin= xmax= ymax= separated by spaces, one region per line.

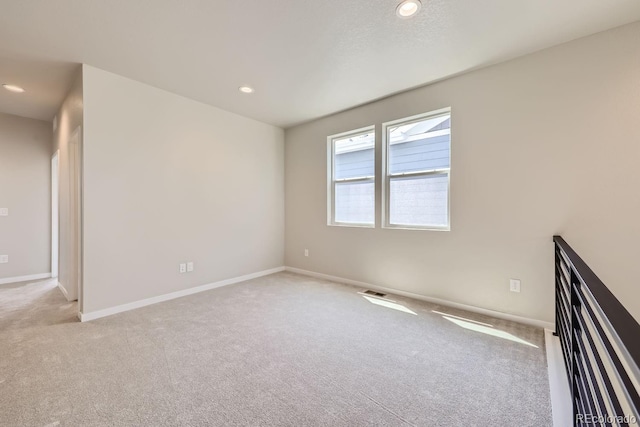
xmin=442 ymin=316 xmax=538 ymax=348
xmin=362 ymin=295 xmax=417 ymax=315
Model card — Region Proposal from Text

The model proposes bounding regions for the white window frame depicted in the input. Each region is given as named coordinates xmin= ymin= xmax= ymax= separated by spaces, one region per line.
xmin=327 ymin=125 xmax=376 ymax=228
xmin=382 ymin=108 xmax=451 ymax=231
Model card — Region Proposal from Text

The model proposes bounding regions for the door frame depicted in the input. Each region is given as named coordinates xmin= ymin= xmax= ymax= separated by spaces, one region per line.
xmin=67 ymin=126 xmax=83 ymax=309
xmin=51 ymin=150 xmax=59 ymax=279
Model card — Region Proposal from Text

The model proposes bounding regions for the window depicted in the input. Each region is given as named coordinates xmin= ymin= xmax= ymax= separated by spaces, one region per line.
xmin=383 ymin=109 xmax=451 ymax=230
xmin=328 ymin=127 xmax=375 ymax=226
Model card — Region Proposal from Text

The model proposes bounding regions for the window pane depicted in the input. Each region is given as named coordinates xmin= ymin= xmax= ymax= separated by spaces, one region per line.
xmin=389 ymin=115 xmax=450 ymax=174
xmin=335 ymin=181 xmax=374 ymax=224
xmin=334 ymin=133 xmax=375 ymax=180
xmin=389 ymin=173 xmax=448 ymax=227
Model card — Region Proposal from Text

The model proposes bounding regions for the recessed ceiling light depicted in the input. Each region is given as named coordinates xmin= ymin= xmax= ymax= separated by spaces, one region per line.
xmin=2 ymin=84 xmax=25 ymax=93
xmin=396 ymin=0 xmax=421 ymax=18
xmin=238 ymin=86 xmax=255 ymax=94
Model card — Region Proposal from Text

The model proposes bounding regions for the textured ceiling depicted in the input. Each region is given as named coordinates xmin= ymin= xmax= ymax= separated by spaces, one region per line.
xmin=1 ymin=1 xmax=639 ymax=127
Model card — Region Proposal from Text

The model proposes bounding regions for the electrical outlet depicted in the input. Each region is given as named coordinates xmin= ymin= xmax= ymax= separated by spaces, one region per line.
xmin=304 ymin=249 xmax=309 ymax=257
xmin=0 ymin=208 xmax=8 ymax=216
xmin=179 ymin=263 xmax=186 ymax=273
xmin=510 ymin=279 xmax=521 ymax=293
xmin=0 ymin=255 xmax=8 ymax=263
xmin=187 ymin=262 xmax=194 ymax=272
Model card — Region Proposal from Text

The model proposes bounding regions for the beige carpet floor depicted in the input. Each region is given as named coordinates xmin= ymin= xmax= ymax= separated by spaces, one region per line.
xmin=0 ymin=272 xmax=552 ymax=426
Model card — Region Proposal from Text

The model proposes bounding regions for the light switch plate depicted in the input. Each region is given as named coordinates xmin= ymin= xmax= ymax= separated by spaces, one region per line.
xmin=0 ymin=208 xmax=8 ymax=216
xmin=187 ymin=262 xmax=194 ymax=272
xmin=509 ymin=279 xmax=521 ymax=293
xmin=0 ymin=255 xmax=8 ymax=263
xmin=179 ymin=263 xmax=186 ymax=273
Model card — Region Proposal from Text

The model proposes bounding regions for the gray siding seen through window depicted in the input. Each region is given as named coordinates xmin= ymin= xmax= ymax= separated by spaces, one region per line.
xmin=389 ymin=134 xmax=450 ymax=174
xmin=335 ymin=148 xmax=374 ymax=180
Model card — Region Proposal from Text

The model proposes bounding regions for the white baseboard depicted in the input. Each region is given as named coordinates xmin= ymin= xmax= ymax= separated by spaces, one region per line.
xmin=285 ymin=266 xmax=555 ymax=330
xmin=79 ymin=266 xmax=285 ymax=322
xmin=545 ymin=328 xmax=572 ymax=427
xmin=0 ymin=273 xmax=51 ymax=285
xmin=57 ymin=281 xmax=70 ymax=300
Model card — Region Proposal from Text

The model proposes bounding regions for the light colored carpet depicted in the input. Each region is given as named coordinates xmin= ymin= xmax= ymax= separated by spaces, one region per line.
xmin=0 ymin=272 xmax=552 ymax=426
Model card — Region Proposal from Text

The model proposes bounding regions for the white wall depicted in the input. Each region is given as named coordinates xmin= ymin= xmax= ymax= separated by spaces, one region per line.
xmin=561 ymin=22 xmax=640 ymax=322
xmin=0 ymin=113 xmax=51 ymax=280
xmin=81 ymin=65 xmax=284 ymax=314
xmin=285 ymin=22 xmax=640 ymax=324
xmin=52 ymin=69 xmax=83 ymax=303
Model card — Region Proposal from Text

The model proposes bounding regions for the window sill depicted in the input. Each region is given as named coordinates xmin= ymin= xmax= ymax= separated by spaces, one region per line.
xmin=328 ymin=223 xmax=375 ymax=229
xmin=382 ymin=224 xmax=450 ymax=232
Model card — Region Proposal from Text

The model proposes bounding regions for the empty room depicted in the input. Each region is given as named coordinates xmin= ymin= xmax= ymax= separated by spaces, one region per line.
xmin=1 ymin=1 xmax=639 ymax=426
